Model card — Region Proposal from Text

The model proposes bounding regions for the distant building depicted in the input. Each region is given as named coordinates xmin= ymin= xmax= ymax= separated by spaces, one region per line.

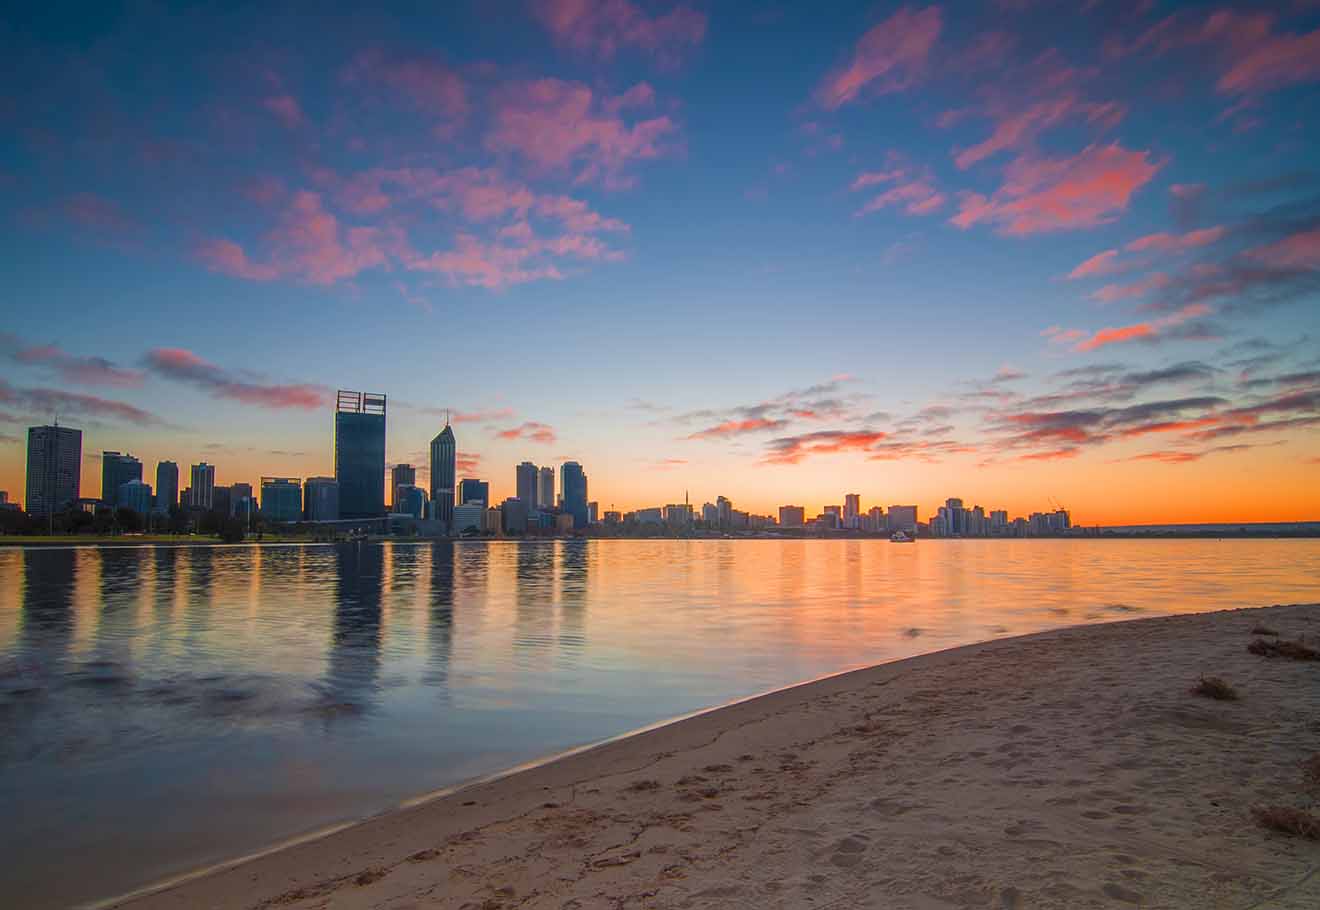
xmin=484 ymin=507 xmax=502 ymax=534
xmin=538 ymin=466 xmax=555 ymax=510
xmin=843 ymin=494 xmax=861 ymax=529
xmin=261 ymin=477 xmax=302 ymax=523
xmin=501 ymin=496 xmax=529 ymax=533
xmin=823 ymin=505 xmax=841 ymax=525
xmin=816 ymin=511 xmax=840 ymax=530
xmin=516 ymin=462 xmax=539 ymax=506
xmin=391 ymin=464 xmax=416 ymax=511
xmin=189 ymin=462 xmax=215 ymax=510
xmin=716 ymin=495 xmax=732 ymax=528
xmin=779 ymin=505 xmax=805 ymax=528
xmin=303 ymin=477 xmax=339 ymax=521
xmin=459 ymin=478 xmax=489 ymax=509
xmin=117 ymin=479 xmax=153 ymax=514
xmin=588 ymin=501 xmax=599 ymax=524
xmin=395 ymin=484 xmax=427 ymax=519
xmin=103 ymin=452 xmax=143 ymax=504
xmin=555 ymin=512 xmax=575 ymax=534
xmin=702 ymin=502 xmax=718 ymax=524
xmin=25 ymin=424 xmax=82 ymax=519
xmin=212 ymin=485 xmax=232 ymax=517
xmin=604 ymin=510 xmax=622 ymax=524
xmin=154 ymin=461 xmax=179 ymax=512
xmin=887 ymin=505 xmax=918 ymax=534
xmin=452 ymin=502 xmax=484 ymax=534
xmin=429 ymin=421 xmax=455 ymax=530
xmin=635 ymin=507 xmax=663 ymax=524
xmin=336 ymin=390 xmax=387 ymax=519
xmin=866 ymin=505 xmax=885 ymax=532
xmin=560 ymin=461 xmax=588 ymax=529
xmin=664 ymin=503 xmax=693 ymax=526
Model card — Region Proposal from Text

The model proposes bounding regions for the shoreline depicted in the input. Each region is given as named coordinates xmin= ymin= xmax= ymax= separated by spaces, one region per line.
xmin=105 ymin=603 xmax=1320 ymax=909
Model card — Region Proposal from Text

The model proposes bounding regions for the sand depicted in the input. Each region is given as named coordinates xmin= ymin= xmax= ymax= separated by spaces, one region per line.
xmin=107 ymin=604 xmax=1320 ymax=910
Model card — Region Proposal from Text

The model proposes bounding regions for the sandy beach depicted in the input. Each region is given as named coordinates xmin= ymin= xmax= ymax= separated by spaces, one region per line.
xmin=106 ymin=603 xmax=1320 ymax=910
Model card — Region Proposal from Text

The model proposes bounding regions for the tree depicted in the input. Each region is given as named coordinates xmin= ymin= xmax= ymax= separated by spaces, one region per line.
xmin=115 ymin=507 xmax=142 ymax=533
xmin=219 ymin=517 xmax=246 ymax=543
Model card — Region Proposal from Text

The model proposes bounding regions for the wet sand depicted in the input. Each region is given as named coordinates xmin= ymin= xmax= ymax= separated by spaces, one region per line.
xmin=107 ymin=603 xmax=1320 ymax=909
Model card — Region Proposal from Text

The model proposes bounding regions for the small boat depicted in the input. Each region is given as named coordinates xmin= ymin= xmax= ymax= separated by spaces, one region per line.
xmin=889 ymin=530 xmax=914 ymax=543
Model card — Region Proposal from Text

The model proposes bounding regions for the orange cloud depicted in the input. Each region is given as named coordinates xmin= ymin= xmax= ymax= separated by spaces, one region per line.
xmin=688 ymin=418 xmax=788 ymax=440
xmin=952 ymin=143 xmax=1160 ymax=235
xmin=1075 ymin=323 xmax=1157 ymax=352
xmin=1067 ymin=249 xmax=1121 ymax=279
xmin=495 ymin=421 xmax=557 ymax=444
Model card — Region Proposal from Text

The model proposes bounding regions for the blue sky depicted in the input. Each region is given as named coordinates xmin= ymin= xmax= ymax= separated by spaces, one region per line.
xmin=2 ymin=1 xmax=1318 ymax=522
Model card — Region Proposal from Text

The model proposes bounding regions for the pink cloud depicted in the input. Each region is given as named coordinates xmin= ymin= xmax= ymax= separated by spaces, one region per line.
xmin=1125 ymin=226 xmax=1225 ymax=252
xmin=143 ymin=347 xmax=327 ymax=409
xmin=1042 ymin=326 xmax=1086 ymax=345
xmin=1067 ymin=249 xmax=1121 ymax=279
xmin=456 ymin=452 xmax=482 ymax=474
xmin=855 ymin=178 xmax=945 ymax=217
xmin=485 ymin=79 xmax=675 ymax=188
xmin=495 ymin=421 xmax=557 ymax=444
xmin=816 ymin=6 xmax=942 ymax=109
xmin=531 ymin=0 xmax=706 ymax=65
xmin=2 ymin=334 xmax=144 ymax=388
xmin=688 ymin=418 xmax=789 ymax=440
xmin=762 ymin=430 xmax=890 ymax=465
xmin=1090 ymin=272 xmax=1170 ymax=304
xmin=1072 ymin=303 xmax=1212 ymax=352
xmin=262 ymin=94 xmax=303 ymax=129
xmin=951 ymin=143 xmax=1160 ymax=235
xmin=199 ymin=192 xmax=385 ymax=285
xmin=63 ymin=193 xmax=137 ymax=234
xmin=1246 ymin=227 xmax=1320 ymax=270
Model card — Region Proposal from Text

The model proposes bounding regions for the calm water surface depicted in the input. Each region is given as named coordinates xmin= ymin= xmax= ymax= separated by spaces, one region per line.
xmin=2 ymin=538 xmax=1318 ymax=907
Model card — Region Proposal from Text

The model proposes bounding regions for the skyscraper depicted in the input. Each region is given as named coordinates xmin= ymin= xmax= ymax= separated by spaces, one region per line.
xmin=117 ymin=479 xmax=153 ymax=514
xmin=391 ymin=463 xmax=416 ymax=511
xmin=303 ymin=477 xmax=339 ymax=521
xmin=538 ymin=466 xmax=554 ymax=510
xmin=336 ymin=390 xmax=387 ymax=519
xmin=843 ymin=493 xmax=861 ymax=529
xmin=560 ymin=461 xmax=588 ymax=529
xmin=516 ymin=461 xmax=538 ymax=506
xmin=155 ymin=461 xmax=178 ymax=512
xmin=189 ymin=462 xmax=215 ymax=510
xmin=428 ymin=419 xmax=455 ymax=530
xmin=102 ymin=452 xmax=142 ymax=503
xmin=458 ymin=478 xmax=489 ymax=509
xmin=260 ymin=477 xmax=303 ymax=522
xmin=25 ymin=424 xmax=81 ymax=519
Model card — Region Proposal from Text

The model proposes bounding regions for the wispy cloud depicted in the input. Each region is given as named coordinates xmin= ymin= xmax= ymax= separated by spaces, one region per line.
xmin=143 ymin=348 xmax=327 ymax=409
xmin=816 ymin=6 xmax=942 ymax=109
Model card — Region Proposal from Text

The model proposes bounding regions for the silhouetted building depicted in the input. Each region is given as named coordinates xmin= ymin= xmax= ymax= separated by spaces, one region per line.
xmin=303 ymin=476 xmax=339 ymax=521
xmin=261 ymin=477 xmax=302 ymax=523
xmin=452 ymin=502 xmax=484 ymax=534
xmin=459 ymin=478 xmax=489 ymax=509
xmin=887 ymin=505 xmax=918 ymax=534
xmin=25 ymin=424 xmax=82 ymax=519
xmin=516 ymin=461 xmax=538 ymax=507
xmin=844 ymin=494 xmax=861 ymax=529
xmin=102 ymin=452 xmax=142 ymax=504
xmin=779 ymin=505 xmax=805 ymax=528
xmin=211 ymin=484 xmax=232 ymax=517
xmin=588 ymin=501 xmax=599 ymax=524
xmin=501 ymin=496 xmax=529 ymax=533
xmin=396 ymin=484 xmax=427 ymax=519
xmin=538 ymin=466 xmax=554 ymax=510
xmin=560 ymin=461 xmax=588 ymax=529
xmin=429 ymin=420 xmax=455 ymax=530
xmin=117 ymin=479 xmax=153 ymax=514
xmin=189 ymin=462 xmax=215 ymax=510
xmin=336 ymin=390 xmax=386 ymax=518
xmin=155 ymin=461 xmax=178 ymax=512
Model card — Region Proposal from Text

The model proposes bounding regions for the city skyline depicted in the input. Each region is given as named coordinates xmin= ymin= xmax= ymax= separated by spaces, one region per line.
xmin=2 ymin=2 xmax=1319 ymax=524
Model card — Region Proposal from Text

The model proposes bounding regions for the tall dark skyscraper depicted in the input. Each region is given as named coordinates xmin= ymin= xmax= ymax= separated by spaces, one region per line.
xmin=155 ymin=461 xmax=179 ymax=512
xmin=516 ymin=461 xmax=539 ymax=506
xmin=335 ymin=390 xmax=387 ymax=519
xmin=25 ymin=424 xmax=82 ymax=518
xmin=429 ymin=420 xmax=455 ymax=530
xmin=458 ymin=478 xmax=489 ymax=509
xmin=560 ymin=461 xmax=588 ymax=529
xmin=189 ymin=462 xmax=215 ymax=510
xmin=101 ymin=451 xmax=142 ymax=503
xmin=538 ymin=465 xmax=554 ymax=510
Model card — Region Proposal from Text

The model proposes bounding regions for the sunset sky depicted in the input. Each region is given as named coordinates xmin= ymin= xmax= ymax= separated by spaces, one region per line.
xmin=1 ymin=0 xmax=1318 ymax=524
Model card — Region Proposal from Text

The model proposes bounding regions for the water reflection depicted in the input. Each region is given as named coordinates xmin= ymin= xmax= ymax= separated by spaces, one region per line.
xmin=323 ymin=543 xmax=384 ymax=721
xmin=1 ymin=539 xmax=1319 ymax=910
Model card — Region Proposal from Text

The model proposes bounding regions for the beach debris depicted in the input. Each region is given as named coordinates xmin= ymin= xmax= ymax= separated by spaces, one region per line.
xmin=1252 ymin=806 xmax=1320 ymax=840
xmin=1304 ymin=755 xmax=1320 ymax=791
xmin=1191 ymin=676 xmax=1238 ymax=701
xmin=1250 ymin=625 xmax=1279 ymax=636
xmin=626 ymin=779 xmax=660 ymax=792
xmin=353 ymin=866 xmax=388 ymax=886
xmin=1247 ymin=638 xmax=1319 ymax=661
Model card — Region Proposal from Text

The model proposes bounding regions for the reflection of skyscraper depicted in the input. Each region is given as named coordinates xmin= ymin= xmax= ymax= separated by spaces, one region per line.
xmin=560 ymin=462 xmax=588 ymax=529
xmin=25 ymin=424 xmax=82 ymax=519
xmin=538 ymin=466 xmax=554 ymax=510
xmin=328 ymin=543 xmax=384 ymax=716
xmin=516 ymin=462 xmax=538 ymax=506
xmin=426 ymin=541 xmax=456 ymax=692
xmin=102 ymin=452 xmax=142 ymax=504
xmin=335 ymin=390 xmax=387 ymax=519
xmin=155 ymin=461 xmax=178 ymax=512
xmin=21 ymin=548 xmax=77 ymax=668
xmin=557 ymin=539 xmax=589 ymax=663
xmin=514 ymin=542 xmax=554 ymax=659
xmin=429 ymin=421 xmax=456 ymax=530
